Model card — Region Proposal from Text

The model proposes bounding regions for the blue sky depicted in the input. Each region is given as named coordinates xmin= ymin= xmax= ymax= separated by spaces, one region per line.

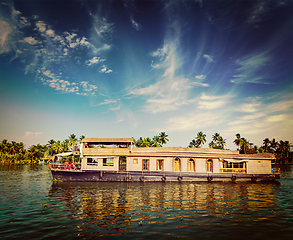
xmin=0 ymin=0 xmax=292 ymax=149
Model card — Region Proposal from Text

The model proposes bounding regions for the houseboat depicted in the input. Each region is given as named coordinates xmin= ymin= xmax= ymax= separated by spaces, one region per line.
xmin=49 ymin=138 xmax=280 ymax=182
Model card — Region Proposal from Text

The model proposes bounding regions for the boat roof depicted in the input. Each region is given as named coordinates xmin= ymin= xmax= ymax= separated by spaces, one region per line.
xmin=55 ymin=152 xmax=73 ymax=156
xmin=82 ymin=138 xmax=134 ymax=143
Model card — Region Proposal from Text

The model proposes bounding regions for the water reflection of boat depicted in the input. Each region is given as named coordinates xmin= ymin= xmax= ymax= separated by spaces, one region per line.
xmin=48 ymin=181 xmax=280 ymax=239
xmin=50 ymin=138 xmax=280 ymax=182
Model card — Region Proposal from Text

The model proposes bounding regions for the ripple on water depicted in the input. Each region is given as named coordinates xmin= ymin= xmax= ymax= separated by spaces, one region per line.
xmin=0 ymin=165 xmax=293 ymax=239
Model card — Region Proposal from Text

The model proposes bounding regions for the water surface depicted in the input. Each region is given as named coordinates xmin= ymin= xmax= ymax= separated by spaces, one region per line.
xmin=0 ymin=164 xmax=292 ymax=239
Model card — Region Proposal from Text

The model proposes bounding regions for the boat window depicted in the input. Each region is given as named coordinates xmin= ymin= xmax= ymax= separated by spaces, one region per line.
xmin=157 ymin=159 xmax=164 ymax=171
xmin=87 ymin=142 xmax=129 ymax=148
xmin=142 ymin=159 xmax=150 ymax=170
xmin=103 ymin=158 xmax=114 ymax=166
xmin=173 ymin=157 xmax=181 ymax=172
xmin=87 ymin=158 xmax=98 ymax=166
xmin=207 ymin=159 xmax=213 ymax=172
xmin=189 ymin=159 xmax=195 ymax=172
xmin=221 ymin=161 xmax=246 ymax=173
xmin=119 ymin=156 xmax=127 ymax=170
xmin=133 ymin=159 xmax=138 ymax=164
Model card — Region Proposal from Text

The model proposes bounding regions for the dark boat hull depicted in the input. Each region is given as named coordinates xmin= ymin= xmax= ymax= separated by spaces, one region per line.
xmin=50 ymin=169 xmax=280 ymax=182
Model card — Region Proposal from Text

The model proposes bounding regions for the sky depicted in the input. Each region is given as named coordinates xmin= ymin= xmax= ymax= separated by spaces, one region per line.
xmin=0 ymin=0 xmax=292 ymax=150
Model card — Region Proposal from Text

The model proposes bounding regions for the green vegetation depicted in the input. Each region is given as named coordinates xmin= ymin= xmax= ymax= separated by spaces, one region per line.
xmin=0 ymin=134 xmax=85 ymax=165
xmin=133 ymin=132 xmax=169 ymax=147
xmin=208 ymin=133 xmax=227 ymax=149
xmin=233 ymin=133 xmax=250 ymax=154
xmin=1 ymin=132 xmax=292 ymax=164
xmin=258 ymin=138 xmax=292 ymax=164
xmin=187 ymin=131 xmax=292 ymax=164
xmin=232 ymin=133 xmax=293 ymax=164
xmin=188 ymin=131 xmax=207 ymax=148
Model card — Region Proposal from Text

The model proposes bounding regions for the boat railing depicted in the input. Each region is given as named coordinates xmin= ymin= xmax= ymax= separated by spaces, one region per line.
xmin=50 ymin=163 xmax=81 ymax=171
xmin=220 ymin=168 xmax=246 ymax=173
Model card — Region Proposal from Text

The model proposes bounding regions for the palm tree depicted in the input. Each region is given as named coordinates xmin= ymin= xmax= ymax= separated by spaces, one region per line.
xmin=284 ymin=141 xmax=291 ymax=158
xmin=9 ymin=141 xmax=18 ymax=155
xmin=53 ymin=140 xmax=64 ymax=154
xmin=257 ymin=147 xmax=265 ymax=153
xmin=233 ymin=133 xmax=241 ymax=150
xmin=63 ymin=139 xmax=70 ymax=152
xmin=270 ymin=138 xmax=278 ymax=153
xmin=134 ymin=137 xmax=143 ymax=147
xmin=240 ymin=138 xmax=249 ymax=154
xmin=195 ymin=131 xmax=206 ymax=148
xmin=68 ymin=134 xmax=78 ymax=151
xmin=234 ymin=133 xmax=250 ymax=153
xmin=27 ymin=144 xmax=45 ymax=163
xmin=211 ymin=133 xmax=226 ymax=149
xmin=159 ymin=132 xmax=169 ymax=146
xmin=133 ymin=137 xmax=139 ymax=147
xmin=188 ymin=139 xmax=198 ymax=148
xmin=218 ymin=136 xmax=226 ymax=149
xmin=0 ymin=139 xmax=9 ymax=154
xmin=208 ymin=141 xmax=216 ymax=148
xmin=262 ymin=138 xmax=270 ymax=152
xmin=17 ymin=142 xmax=25 ymax=154
xmin=153 ymin=136 xmax=162 ymax=147
xmin=79 ymin=135 xmax=85 ymax=143
xmin=48 ymin=139 xmax=56 ymax=146
xmin=212 ymin=133 xmax=220 ymax=142
xmin=277 ymin=140 xmax=285 ymax=159
xmin=47 ymin=139 xmax=56 ymax=156
xmin=144 ymin=137 xmax=154 ymax=147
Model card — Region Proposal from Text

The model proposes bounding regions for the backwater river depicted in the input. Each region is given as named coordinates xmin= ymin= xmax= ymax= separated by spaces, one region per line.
xmin=0 ymin=164 xmax=293 ymax=240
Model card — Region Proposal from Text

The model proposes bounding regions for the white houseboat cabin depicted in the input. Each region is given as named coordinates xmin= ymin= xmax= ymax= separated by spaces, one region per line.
xmin=50 ymin=138 xmax=279 ymax=182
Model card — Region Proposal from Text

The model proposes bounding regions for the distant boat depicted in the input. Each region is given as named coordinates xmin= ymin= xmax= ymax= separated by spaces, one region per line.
xmin=49 ymin=138 xmax=280 ymax=182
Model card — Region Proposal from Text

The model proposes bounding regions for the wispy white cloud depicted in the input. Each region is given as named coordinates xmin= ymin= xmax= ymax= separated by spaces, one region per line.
xmin=265 ymin=114 xmax=286 ymax=123
xmin=160 ymin=112 xmax=222 ymax=132
xmin=195 ymin=75 xmax=206 ymax=80
xmin=65 ymin=32 xmax=77 ymax=42
xmin=194 ymin=82 xmax=209 ymax=87
xmin=24 ymin=132 xmax=42 ymax=138
xmin=265 ymin=99 xmax=293 ymax=112
xmin=231 ymin=52 xmax=270 ymax=84
xmin=39 ymin=69 xmax=98 ymax=95
xmin=93 ymin=43 xmax=111 ymax=54
xmin=130 ymin=75 xmax=194 ymax=113
xmin=241 ymin=113 xmax=265 ymax=120
xmin=80 ymin=81 xmax=98 ymax=94
xmin=238 ymin=102 xmax=260 ymax=113
xmin=129 ymin=17 xmax=203 ymax=113
xmin=224 ymin=94 xmax=293 ymax=142
xmin=80 ymin=37 xmax=90 ymax=46
xmin=152 ymin=44 xmax=169 ymax=60
xmin=100 ymin=65 xmax=112 ymax=73
xmin=194 ymin=75 xmax=209 ymax=87
xmin=45 ymin=29 xmax=55 ymax=37
xmin=11 ymin=8 xmax=30 ymax=28
xmin=99 ymin=99 xmax=117 ymax=105
xmin=203 ymin=54 xmax=213 ymax=63
xmin=0 ymin=20 xmax=12 ymax=53
xmin=92 ymin=16 xmax=114 ymax=40
xmin=198 ymin=93 xmax=230 ymax=110
xmin=35 ymin=21 xmax=46 ymax=32
xmin=110 ymin=106 xmax=121 ymax=111
xmin=23 ymin=36 xmax=38 ymax=45
xmin=0 ymin=4 xmax=107 ymax=98
xmin=63 ymin=32 xmax=91 ymax=49
xmin=245 ymin=0 xmax=288 ymax=27
xmin=131 ymin=17 xmax=142 ymax=31
xmin=87 ymin=56 xmax=105 ymax=66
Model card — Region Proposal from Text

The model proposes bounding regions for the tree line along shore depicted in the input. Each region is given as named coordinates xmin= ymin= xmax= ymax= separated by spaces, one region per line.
xmin=0 ymin=132 xmax=292 ymax=165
